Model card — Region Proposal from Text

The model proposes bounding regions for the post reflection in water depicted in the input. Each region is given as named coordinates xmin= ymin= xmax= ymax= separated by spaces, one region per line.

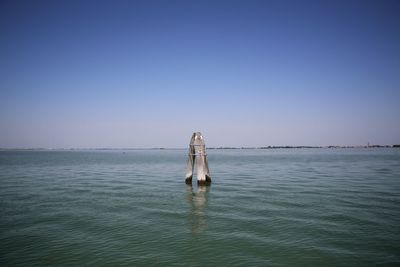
xmin=186 ymin=185 xmax=210 ymax=235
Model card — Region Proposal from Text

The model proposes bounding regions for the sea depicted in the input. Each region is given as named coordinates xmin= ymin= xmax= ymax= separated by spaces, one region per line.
xmin=1 ymin=148 xmax=399 ymax=266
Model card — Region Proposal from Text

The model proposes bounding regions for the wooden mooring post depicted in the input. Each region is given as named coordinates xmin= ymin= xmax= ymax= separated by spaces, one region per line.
xmin=185 ymin=132 xmax=211 ymax=186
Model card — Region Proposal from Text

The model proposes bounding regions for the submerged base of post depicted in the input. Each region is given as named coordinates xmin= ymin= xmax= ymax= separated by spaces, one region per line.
xmin=185 ymin=176 xmax=211 ymax=186
xmin=185 ymin=177 xmax=192 ymax=185
xmin=197 ymin=176 xmax=211 ymax=186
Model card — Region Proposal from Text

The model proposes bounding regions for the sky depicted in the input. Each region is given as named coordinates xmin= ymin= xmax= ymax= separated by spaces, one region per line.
xmin=0 ymin=0 xmax=399 ymax=148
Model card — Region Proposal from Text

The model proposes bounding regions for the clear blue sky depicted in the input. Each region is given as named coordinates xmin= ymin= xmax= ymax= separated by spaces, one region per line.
xmin=1 ymin=0 xmax=399 ymax=148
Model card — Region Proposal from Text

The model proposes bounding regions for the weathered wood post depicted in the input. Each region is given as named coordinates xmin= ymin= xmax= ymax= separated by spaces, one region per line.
xmin=185 ymin=132 xmax=211 ymax=186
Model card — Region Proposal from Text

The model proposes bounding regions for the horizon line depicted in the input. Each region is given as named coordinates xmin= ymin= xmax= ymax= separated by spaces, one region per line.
xmin=0 ymin=144 xmax=399 ymax=151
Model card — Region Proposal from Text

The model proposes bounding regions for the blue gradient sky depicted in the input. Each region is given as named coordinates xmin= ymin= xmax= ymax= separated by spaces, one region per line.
xmin=1 ymin=0 xmax=399 ymax=148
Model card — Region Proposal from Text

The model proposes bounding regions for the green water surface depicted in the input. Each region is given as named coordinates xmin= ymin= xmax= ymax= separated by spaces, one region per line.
xmin=1 ymin=149 xmax=399 ymax=266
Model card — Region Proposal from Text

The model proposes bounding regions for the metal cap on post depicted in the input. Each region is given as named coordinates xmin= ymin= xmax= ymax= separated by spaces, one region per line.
xmin=185 ymin=132 xmax=211 ymax=186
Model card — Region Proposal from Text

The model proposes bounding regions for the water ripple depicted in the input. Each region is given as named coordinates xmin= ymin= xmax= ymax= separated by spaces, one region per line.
xmin=1 ymin=149 xmax=399 ymax=266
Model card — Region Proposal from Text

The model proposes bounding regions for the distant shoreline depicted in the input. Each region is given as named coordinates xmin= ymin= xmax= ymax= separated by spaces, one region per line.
xmin=0 ymin=145 xmax=399 ymax=151
xmin=209 ymin=145 xmax=398 ymax=149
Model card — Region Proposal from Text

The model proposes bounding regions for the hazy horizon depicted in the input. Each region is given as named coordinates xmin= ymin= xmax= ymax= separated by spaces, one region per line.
xmin=0 ymin=142 xmax=398 ymax=150
xmin=1 ymin=0 xmax=399 ymax=148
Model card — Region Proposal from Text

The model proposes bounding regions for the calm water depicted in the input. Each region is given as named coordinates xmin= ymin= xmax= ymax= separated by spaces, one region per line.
xmin=1 ymin=149 xmax=399 ymax=266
